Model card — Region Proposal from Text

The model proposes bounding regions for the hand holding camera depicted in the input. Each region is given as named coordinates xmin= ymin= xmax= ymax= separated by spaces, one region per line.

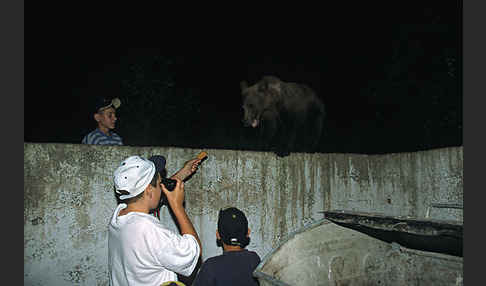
xmin=161 ymin=178 xmax=177 ymax=191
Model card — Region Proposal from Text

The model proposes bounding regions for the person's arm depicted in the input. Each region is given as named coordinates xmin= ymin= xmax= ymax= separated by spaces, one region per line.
xmin=162 ymin=178 xmax=202 ymax=256
xmin=170 ymin=158 xmax=202 ymax=181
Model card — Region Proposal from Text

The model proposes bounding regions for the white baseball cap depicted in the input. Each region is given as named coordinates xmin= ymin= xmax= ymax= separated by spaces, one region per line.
xmin=114 ymin=156 xmax=156 ymax=200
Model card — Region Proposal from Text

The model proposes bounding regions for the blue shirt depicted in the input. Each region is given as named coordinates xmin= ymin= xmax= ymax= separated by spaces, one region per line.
xmin=192 ymin=250 xmax=261 ymax=286
xmin=82 ymin=128 xmax=123 ymax=145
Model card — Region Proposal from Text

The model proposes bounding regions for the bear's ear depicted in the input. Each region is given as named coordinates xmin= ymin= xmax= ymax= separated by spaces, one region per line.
xmin=240 ymin=81 xmax=248 ymax=91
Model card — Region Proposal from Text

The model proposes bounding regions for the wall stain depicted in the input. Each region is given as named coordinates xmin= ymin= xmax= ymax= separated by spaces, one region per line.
xmin=349 ymin=154 xmax=371 ymax=194
xmin=401 ymin=153 xmax=418 ymax=217
xmin=63 ymin=256 xmax=93 ymax=284
xmin=335 ymin=154 xmax=351 ymax=190
xmin=298 ymin=156 xmax=306 ymax=223
xmin=320 ymin=155 xmax=331 ymax=212
xmin=306 ymin=153 xmax=316 ymax=222
xmin=290 ymin=158 xmax=299 ymax=228
xmin=273 ymin=156 xmax=289 ymax=248
xmin=260 ymin=156 xmax=268 ymax=243
xmin=25 ymin=238 xmax=57 ymax=262
xmin=31 ymin=217 xmax=44 ymax=225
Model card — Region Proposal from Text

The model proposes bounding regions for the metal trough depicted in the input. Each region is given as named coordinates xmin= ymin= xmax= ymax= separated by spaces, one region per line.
xmin=253 ymin=215 xmax=462 ymax=286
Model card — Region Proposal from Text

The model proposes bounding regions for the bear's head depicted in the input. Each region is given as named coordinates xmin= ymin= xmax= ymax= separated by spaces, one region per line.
xmin=240 ymin=76 xmax=282 ymax=128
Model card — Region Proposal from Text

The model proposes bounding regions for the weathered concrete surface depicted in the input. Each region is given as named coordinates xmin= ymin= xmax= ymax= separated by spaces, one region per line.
xmin=24 ymin=143 xmax=462 ymax=285
xmin=255 ymin=219 xmax=463 ymax=286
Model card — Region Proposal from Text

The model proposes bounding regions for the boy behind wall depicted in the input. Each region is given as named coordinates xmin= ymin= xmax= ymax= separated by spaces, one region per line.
xmin=82 ymin=97 xmax=123 ymax=145
xmin=192 ymin=207 xmax=261 ymax=286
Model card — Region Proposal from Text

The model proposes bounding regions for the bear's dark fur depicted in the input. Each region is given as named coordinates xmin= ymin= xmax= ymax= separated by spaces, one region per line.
xmin=241 ymin=76 xmax=326 ymax=157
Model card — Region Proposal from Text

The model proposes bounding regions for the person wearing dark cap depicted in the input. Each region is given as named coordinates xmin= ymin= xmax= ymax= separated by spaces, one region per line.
xmin=148 ymin=155 xmax=191 ymax=219
xmin=109 ymin=155 xmax=204 ymax=286
xmin=192 ymin=207 xmax=261 ymax=286
xmin=82 ymin=97 xmax=123 ymax=145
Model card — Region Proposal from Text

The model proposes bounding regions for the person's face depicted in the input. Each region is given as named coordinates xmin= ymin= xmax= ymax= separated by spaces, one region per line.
xmin=95 ymin=107 xmax=117 ymax=131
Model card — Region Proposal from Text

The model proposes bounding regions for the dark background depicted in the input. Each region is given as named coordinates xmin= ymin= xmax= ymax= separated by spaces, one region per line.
xmin=24 ymin=2 xmax=462 ymax=155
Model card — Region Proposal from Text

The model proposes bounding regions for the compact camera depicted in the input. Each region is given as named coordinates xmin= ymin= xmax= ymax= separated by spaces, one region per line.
xmin=161 ymin=178 xmax=177 ymax=192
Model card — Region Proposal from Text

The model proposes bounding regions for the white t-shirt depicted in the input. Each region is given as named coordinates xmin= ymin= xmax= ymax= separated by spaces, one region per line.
xmin=108 ymin=203 xmax=200 ymax=286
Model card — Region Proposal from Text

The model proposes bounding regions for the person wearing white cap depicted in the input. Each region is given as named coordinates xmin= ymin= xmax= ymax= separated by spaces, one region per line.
xmin=82 ymin=96 xmax=123 ymax=145
xmin=109 ymin=155 xmax=203 ymax=286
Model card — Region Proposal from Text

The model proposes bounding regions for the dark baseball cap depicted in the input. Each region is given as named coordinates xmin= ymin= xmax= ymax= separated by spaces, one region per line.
xmin=148 ymin=155 xmax=167 ymax=174
xmin=94 ymin=97 xmax=121 ymax=113
xmin=218 ymin=207 xmax=249 ymax=247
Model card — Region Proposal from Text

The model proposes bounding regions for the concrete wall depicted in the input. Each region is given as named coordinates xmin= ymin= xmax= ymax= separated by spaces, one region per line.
xmin=24 ymin=143 xmax=463 ymax=285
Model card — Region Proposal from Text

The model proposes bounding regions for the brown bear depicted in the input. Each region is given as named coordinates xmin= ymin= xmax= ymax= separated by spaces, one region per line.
xmin=240 ymin=76 xmax=326 ymax=157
